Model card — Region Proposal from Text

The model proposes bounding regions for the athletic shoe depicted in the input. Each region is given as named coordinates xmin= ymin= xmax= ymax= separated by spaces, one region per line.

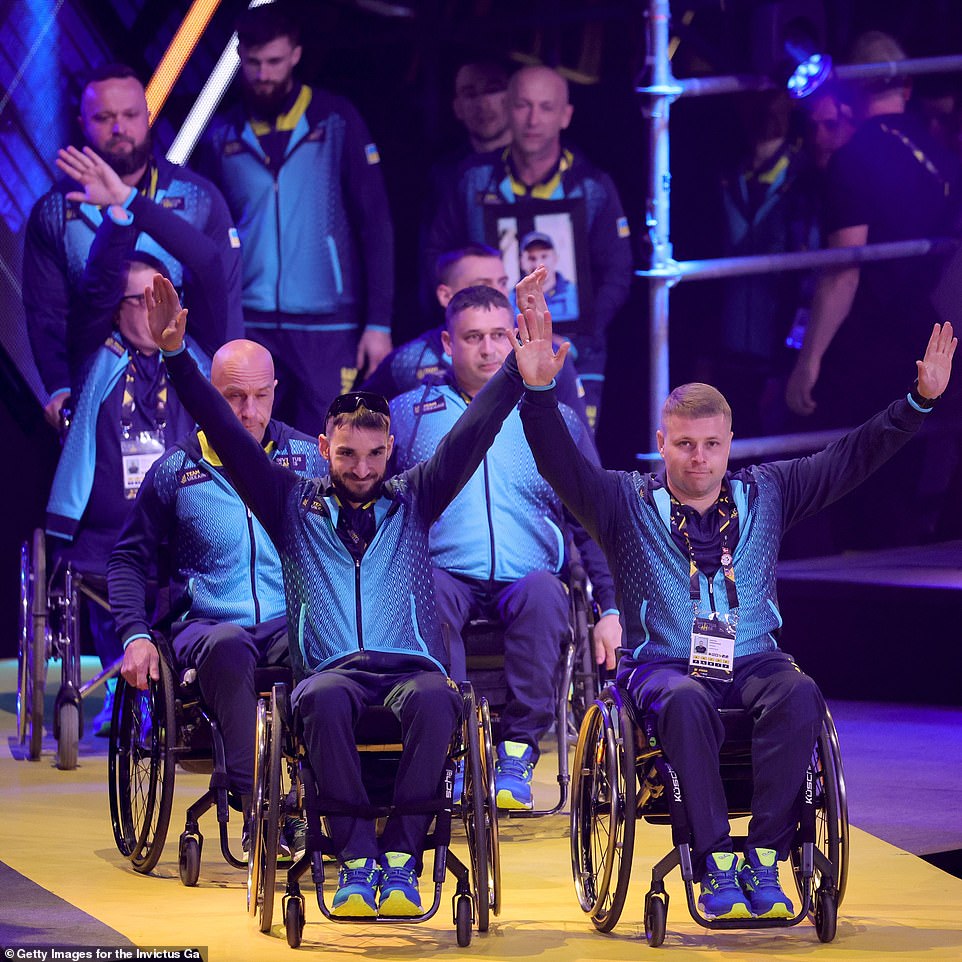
xmin=331 ymin=858 xmax=379 ymax=917
xmin=280 ymin=815 xmax=308 ymax=860
xmin=378 ymin=852 xmax=423 ymax=916
xmin=737 ymin=847 xmax=794 ymax=919
xmin=495 ymin=740 xmax=534 ymax=810
xmin=92 ymin=678 xmax=117 ymax=737
xmin=697 ymin=852 xmax=753 ymax=920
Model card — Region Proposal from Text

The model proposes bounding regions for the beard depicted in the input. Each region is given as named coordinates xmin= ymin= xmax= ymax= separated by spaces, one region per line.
xmin=100 ymin=131 xmax=152 ymax=178
xmin=242 ymin=80 xmax=292 ymax=120
xmin=330 ymin=470 xmax=384 ymax=507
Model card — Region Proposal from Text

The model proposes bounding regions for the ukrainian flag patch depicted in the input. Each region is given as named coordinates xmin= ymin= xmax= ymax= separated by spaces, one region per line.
xmin=616 ymin=215 xmax=631 ymax=238
xmin=365 ymin=143 xmax=381 ymax=165
xmin=228 ymin=227 xmax=241 ymax=249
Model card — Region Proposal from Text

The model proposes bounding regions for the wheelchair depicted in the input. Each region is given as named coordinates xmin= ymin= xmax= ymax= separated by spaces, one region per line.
xmin=246 ymin=677 xmax=500 ymax=948
xmin=108 ymin=631 xmax=286 ymax=883
xmin=17 ymin=527 xmax=119 ymax=770
xmin=457 ymin=551 xmax=600 ymax=818
xmin=570 ymin=683 xmax=848 ymax=946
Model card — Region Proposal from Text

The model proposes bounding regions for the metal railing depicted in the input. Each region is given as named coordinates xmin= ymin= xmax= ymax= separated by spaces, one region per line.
xmin=635 ymin=0 xmax=961 ymax=457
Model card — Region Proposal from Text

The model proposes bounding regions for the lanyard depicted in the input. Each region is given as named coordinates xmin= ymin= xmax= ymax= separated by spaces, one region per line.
xmin=120 ymin=356 xmax=168 ymax=437
xmin=668 ymin=482 xmax=740 ymax=610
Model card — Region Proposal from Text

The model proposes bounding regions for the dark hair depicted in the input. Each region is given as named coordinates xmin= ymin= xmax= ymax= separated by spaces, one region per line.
xmin=82 ymin=63 xmax=142 ymax=93
xmin=236 ymin=2 xmax=301 ymax=49
xmin=124 ymin=252 xmax=171 ymax=282
xmin=325 ymin=391 xmax=391 ymax=434
xmin=661 ymin=382 xmax=732 ymax=430
xmin=435 ymin=243 xmax=502 ymax=285
xmin=445 ymin=285 xmax=512 ymax=328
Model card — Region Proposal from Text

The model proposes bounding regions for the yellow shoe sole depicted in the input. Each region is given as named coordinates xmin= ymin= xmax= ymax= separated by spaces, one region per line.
xmin=496 ymin=788 xmax=533 ymax=810
xmin=378 ymin=890 xmax=423 ymax=917
xmin=330 ymin=893 xmax=377 ymax=918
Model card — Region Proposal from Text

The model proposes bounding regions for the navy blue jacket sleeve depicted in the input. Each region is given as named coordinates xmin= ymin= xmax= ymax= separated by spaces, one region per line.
xmin=128 ymin=189 xmax=243 ymax=355
xmin=107 ymin=453 xmax=175 ymax=644
xmin=585 ymin=169 xmax=633 ymax=341
xmin=760 ymin=395 xmax=931 ymax=530
xmin=67 ymin=218 xmax=136 ymax=387
xmin=402 ymin=353 xmax=524 ymax=523
xmin=164 ymin=349 xmax=296 ymax=542
xmin=520 ymin=385 xmax=625 ymax=549
xmin=23 ymin=192 xmax=72 ymax=398
xmin=563 ymin=406 xmax=617 ymax=610
xmin=336 ymin=94 xmax=394 ymax=332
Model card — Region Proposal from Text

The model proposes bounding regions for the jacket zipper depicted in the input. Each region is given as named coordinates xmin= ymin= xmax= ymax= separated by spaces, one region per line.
xmin=247 ymin=506 xmax=261 ymax=624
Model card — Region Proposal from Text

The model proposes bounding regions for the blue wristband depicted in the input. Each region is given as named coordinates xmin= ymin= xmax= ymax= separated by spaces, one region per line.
xmin=123 ymin=632 xmax=153 ymax=649
xmin=161 ymin=344 xmax=187 ymax=358
xmin=523 ymin=379 xmax=556 ymax=391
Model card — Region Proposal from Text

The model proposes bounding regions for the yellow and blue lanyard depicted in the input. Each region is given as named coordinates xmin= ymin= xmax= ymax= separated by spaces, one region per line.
xmin=668 ymin=483 xmax=740 ymax=610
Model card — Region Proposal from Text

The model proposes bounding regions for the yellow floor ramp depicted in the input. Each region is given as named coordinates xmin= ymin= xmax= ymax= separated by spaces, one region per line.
xmin=2 ymin=674 xmax=961 ymax=960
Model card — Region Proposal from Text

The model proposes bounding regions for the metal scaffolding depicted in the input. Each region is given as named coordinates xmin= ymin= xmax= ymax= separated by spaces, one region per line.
xmin=635 ymin=0 xmax=962 ymax=456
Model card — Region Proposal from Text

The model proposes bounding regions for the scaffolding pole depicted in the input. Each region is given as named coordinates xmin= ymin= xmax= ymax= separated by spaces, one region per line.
xmin=636 ymin=0 xmax=962 ymax=453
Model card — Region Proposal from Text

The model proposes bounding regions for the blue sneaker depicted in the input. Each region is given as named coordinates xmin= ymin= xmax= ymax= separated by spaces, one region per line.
xmin=331 ymin=857 xmax=379 ymax=917
xmin=495 ymin=740 xmax=534 ymax=810
xmin=698 ymin=852 xmax=753 ymax=920
xmin=378 ymin=852 xmax=422 ymax=916
xmin=93 ymin=678 xmax=117 ymax=738
xmin=737 ymin=847 xmax=794 ymax=919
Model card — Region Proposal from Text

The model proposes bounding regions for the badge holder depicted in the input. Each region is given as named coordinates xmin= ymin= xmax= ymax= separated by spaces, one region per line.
xmin=689 ymin=613 xmax=735 ymax=682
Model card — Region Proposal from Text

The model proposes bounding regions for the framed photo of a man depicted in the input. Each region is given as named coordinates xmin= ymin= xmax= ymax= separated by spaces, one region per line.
xmin=483 ymin=199 xmax=593 ymax=335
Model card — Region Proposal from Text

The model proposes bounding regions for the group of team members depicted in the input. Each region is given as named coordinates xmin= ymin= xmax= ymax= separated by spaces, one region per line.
xmin=23 ymin=1 xmax=958 ymax=930
xmin=126 ymin=265 xmax=953 ymax=921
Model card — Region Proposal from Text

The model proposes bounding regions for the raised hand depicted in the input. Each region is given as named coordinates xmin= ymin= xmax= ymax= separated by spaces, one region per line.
xmin=145 ymin=274 xmax=188 ymax=353
xmin=56 ymin=145 xmax=130 ymax=207
xmin=916 ymin=321 xmax=956 ymax=399
xmin=513 ymin=265 xmax=570 ymax=386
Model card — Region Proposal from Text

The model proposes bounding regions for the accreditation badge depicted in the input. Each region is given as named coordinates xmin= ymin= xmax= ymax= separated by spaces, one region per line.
xmin=689 ymin=613 xmax=736 ymax=682
xmin=121 ymin=429 xmax=165 ymax=499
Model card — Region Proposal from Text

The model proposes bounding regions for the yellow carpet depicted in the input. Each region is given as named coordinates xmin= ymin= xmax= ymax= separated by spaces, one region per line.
xmin=2 ymin=658 xmax=961 ymax=960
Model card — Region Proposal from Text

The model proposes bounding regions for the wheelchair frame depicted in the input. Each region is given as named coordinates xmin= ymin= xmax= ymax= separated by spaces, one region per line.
xmin=570 ymin=683 xmax=849 ymax=946
xmin=108 ymin=636 xmax=280 ymax=882
xmin=460 ymin=553 xmax=601 ymax=818
xmin=247 ymin=679 xmax=501 ymax=948
xmin=17 ymin=527 xmax=119 ymax=769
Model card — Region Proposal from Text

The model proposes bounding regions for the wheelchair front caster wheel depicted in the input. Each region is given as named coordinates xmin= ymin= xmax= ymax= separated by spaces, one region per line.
xmin=644 ymin=892 xmax=667 ymax=947
xmin=815 ymin=887 xmax=837 ymax=943
xmin=285 ymin=896 xmax=305 ymax=948
xmin=456 ymin=895 xmax=472 ymax=947
xmin=56 ymin=703 xmax=79 ymax=771
xmin=179 ymin=835 xmax=201 ymax=887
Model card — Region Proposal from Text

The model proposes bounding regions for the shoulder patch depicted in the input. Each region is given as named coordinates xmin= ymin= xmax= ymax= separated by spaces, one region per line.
xmin=103 ymin=335 xmax=126 ymax=358
xmin=616 ymin=215 xmax=631 ymax=238
xmin=228 ymin=226 xmax=241 ymax=249
xmin=178 ymin=465 xmax=212 ymax=487
xmin=276 ymin=452 xmax=307 ymax=472
xmin=364 ymin=143 xmax=381 ymax=165
xmin=413 ymin=397 xmax=447 ymax=416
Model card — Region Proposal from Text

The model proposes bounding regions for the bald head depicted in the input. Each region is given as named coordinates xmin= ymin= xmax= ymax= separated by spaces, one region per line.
xmin=507 ymin=66 xmax=572 ymax=164
xmin=211 ymin=339 xmax=277 ymax=444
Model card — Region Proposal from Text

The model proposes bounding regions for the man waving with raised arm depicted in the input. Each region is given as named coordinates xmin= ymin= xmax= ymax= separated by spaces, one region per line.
xmin=142 ymin=271 xmax=566 ymax=917
xmin=517 ymin=264 xmax=954 ymax=921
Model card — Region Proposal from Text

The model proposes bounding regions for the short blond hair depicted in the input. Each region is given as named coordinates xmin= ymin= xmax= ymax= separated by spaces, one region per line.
xmin=661 ymin=382 xmax=732 ymax=430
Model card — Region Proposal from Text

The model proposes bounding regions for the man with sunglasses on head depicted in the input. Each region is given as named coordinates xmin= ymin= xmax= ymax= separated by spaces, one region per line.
xmin=140 ymin=271 xmax=565 ymax=918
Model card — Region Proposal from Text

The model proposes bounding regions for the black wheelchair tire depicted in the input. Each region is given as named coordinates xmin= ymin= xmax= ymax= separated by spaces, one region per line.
xmin=644 ymin=891 xmax=667 ymax=947
xmin=456 ymin=895 xmax=472 ymax=947
xmin=463 ymin=690 xmax=491 ymax=933
xmin=108 ymin=658 xmax=176 ymax=873
xmin=285 ymin=895 xmax=305 ymax=948
xmin=56 ymin=702 xmax=79 ymax=771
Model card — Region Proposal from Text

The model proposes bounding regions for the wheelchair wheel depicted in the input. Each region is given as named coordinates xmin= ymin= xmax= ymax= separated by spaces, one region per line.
xmin=18 ymin=529 xmax=47 ymax=760
xmin=570 ymin=689 xmax=636 ymax=932
xmin=644 ymin=890 xmax=668 ymax=947
xmin=56 ymin=702 xmax=79 ymax=771
xmin=284 ymin=894 xmax=305 ymax=948
xmin=463 ymin=693 xmax=500 ymax=932
xmin=108 ymin=657 xmax=176 ymax=873
xmin=792 ymin=710 xmax=849 ymax=927
xmin=455 ymin=894 xmax=472 ymax=947
xmin=248 ymin=688 xmax=282 ymax=933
